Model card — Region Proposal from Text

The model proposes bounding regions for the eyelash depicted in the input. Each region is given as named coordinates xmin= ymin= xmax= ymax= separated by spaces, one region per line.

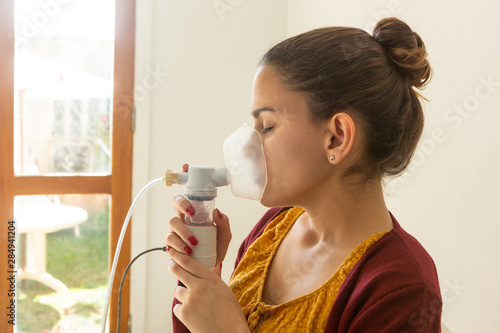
xmin=262 ymin=126 xmax=274 ymax=134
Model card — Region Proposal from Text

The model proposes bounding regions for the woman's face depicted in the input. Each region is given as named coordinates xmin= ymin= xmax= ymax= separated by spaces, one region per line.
xmin=251 ymin=66 xmax=333 ymax=207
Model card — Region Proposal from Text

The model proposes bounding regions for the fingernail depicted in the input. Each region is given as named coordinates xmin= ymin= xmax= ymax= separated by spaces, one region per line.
xmin=182 ymin=163 xmax=189 ymax=170
xmin=188 ymin=236 xmax=198 ymax=246
xmin=166 ymin=246 xmax=171 ymax=252
xmin=184 ymin=246 xmax=193 ymax=255
xmin=215 ymin=208 xmax=223 ymax=219
xmin=186 ymin=207 xmax=196 ymax=216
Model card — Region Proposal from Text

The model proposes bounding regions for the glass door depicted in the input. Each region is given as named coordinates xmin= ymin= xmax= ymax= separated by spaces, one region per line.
xmin=0 ymin=0 xmax=135 ymax=332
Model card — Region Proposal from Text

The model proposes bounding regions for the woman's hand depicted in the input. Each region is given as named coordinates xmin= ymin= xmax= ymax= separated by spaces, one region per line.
xmin=165 ymin=164 xmax=232 ymax=273
xmin=166 ymin=247 xmax=250 ymax=333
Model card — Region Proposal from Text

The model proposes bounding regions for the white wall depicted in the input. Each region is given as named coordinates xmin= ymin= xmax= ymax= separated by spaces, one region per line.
xmin=133 ymin=0 xmax=500 ymax=332
xmin=132 ymin=1 xmax=287 ymax=332
xmin=286 ymin=1 xmax=500 ymax=332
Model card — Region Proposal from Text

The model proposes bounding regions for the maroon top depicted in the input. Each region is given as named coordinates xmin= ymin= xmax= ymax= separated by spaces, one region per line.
xmin=173 ymin=207 xmax=442 ymax=332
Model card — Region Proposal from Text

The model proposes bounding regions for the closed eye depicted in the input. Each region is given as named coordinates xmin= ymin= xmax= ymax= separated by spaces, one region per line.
xmin=263 ymin=126 xmax=274 ymax=134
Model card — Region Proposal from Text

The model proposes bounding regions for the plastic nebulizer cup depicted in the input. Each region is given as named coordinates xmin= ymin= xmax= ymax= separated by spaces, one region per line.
xmin=182 ymin=166 xmax=220 ymax=269
xmin=183 ymin=195 xmax=218 ymax=269
xmin=184 ymin=195 xmax=215 ymax=226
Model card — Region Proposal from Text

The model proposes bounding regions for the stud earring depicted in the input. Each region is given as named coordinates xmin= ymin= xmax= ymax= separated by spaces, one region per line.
xmin=329 ymin=155 xmax=335 ymax=161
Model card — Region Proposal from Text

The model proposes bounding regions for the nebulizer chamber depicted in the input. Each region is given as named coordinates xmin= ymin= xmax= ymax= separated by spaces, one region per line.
xmin=180 ymin=166 xmax=227 ymax=269
xmin=165 ymin=123 xmax=267 ymax=269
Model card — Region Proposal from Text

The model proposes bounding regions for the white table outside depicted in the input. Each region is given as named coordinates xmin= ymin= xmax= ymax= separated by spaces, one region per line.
xmin=15 ymin=203 xmax=88 ymax=292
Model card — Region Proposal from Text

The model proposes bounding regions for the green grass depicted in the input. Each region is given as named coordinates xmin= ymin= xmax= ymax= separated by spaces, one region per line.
xmin=18 ymin=287 xmax=60 ymax=333
xmin=47 ymin=211 xmax=109 ymax=288
xmin=17 ymin=212 xmax=109 ymax=333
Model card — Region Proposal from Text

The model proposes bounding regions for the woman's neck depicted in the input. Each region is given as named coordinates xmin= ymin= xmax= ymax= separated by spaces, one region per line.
xmin=295 ymin=178 xmax=394 ymax=250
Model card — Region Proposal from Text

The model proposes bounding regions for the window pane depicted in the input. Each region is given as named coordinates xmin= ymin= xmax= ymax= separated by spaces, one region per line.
xmin=15 ymin=194 xmax=110 ymax=333
xmin=14 ymin=0 xmax=115 ymax=176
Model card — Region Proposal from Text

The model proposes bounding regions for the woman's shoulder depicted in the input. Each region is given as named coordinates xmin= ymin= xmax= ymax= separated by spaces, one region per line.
xmin=370 ymin=213 xmax=440 ymax=290
xmin=343 ymin=212 xmax=441 ymax=301
xmin=326 ymin=213 xmax=442 ymax=332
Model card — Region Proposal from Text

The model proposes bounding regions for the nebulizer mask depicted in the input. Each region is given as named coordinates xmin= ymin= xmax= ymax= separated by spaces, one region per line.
xmin=102 ymin=124 xmax=267 ymax=331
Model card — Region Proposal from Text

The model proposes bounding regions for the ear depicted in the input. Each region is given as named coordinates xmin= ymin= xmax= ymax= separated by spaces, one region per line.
xmin=325 ymin=112 xmax=356 ymax=164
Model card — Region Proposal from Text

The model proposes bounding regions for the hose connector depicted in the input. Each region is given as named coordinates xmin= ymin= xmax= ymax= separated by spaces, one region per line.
xmin=164 ymin=169 xmax=179 ymax=187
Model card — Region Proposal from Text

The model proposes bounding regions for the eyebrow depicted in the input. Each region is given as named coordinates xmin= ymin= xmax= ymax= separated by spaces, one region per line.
xmin=251 ymin=107 xmax=275 ymax=118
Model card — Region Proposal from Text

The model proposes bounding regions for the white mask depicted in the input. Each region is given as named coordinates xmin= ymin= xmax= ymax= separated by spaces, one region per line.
xmin=223 ymin=124 xmax=267 ymax=201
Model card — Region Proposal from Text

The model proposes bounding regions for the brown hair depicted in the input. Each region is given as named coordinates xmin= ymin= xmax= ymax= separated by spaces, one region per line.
xmin=259 ymin=17 xmax=431 ymax=185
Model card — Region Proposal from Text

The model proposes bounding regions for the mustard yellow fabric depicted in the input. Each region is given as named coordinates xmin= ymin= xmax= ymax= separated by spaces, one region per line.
xmin=229 ymin=207 xmax=388 ymax=332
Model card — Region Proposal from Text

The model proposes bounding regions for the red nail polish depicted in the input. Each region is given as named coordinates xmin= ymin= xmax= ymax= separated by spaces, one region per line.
xmin=166 ymin=246 xmax=171 ymax=252
xmin=215 ymin=208 xmax=223 ymax=219
xmin=184 ymin=246 xmax=193 ymax=255
xmin=186 ymin=207 xmax=196 ymax=216
xmin=188 ymin=236 xmax=198 ymax=246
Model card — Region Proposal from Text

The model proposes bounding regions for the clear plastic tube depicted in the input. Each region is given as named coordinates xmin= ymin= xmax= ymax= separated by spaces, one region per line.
xmin=100 ymin=177 xmax=163 ymax=333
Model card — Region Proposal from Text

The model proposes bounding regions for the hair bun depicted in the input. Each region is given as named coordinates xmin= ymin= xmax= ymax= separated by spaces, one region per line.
xmin=373 ymin=17 xmax=431 ymax=89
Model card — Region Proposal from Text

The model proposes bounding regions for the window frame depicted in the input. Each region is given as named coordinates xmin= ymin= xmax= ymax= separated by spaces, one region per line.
xmin=0 ymin=1 xmax=136 ymax=332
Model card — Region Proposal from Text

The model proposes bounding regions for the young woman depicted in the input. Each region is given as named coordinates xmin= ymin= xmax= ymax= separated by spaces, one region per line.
xmin=165 ymin=17 xmax=442 ymax=332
